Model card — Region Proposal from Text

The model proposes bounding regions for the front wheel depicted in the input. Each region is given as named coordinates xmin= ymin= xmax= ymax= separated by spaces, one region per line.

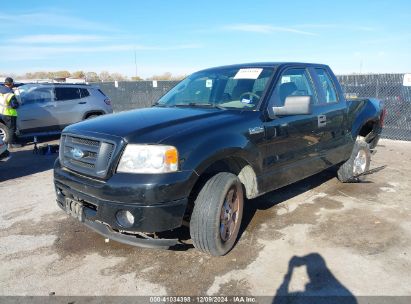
xmin=0 ymin=122 xmax=11 ymax=143
xmin=190 ymin=172 xmax=244 ymax=256
xmin=337 ymin=137 xmax=371 ymax=182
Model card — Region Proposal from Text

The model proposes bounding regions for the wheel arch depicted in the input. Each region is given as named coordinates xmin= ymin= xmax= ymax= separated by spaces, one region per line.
xmin=187 ymin=152 xmax=260 ymax=209
xmin=357 ymin=119 xmax=377 ymax=138
xmin=82 ymin=110 xmax=105 ymax=120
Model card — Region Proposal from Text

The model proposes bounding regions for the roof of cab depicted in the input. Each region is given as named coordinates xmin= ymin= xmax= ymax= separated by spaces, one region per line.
xmin=198 ymin=62 xmax=330 ymax=72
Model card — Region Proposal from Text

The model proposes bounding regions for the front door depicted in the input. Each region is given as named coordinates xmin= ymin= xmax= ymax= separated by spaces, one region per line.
xmin=260 ymin=67 xmax=321 ymax=192
xmin=17 ymin=86 xmax=59 ymax=133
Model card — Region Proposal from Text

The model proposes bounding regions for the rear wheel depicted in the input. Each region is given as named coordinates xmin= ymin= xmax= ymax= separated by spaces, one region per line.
xmin=85 ymin=114 xmax=99 ymax=120
xmin=190 ymin=172 xmax=244 ymax=256
xmin=337 ymin=137 xmax=371 ymax=182
xmin=0 ymin=123 xmax=11 ymax=143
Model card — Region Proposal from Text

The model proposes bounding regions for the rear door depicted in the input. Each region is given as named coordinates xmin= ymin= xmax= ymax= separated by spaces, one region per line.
xmin=260 ymin=67 xmax=321 ymax=192
xmin=53 ymin=87 xmax=88 ymax=128
xmin=310 ymin=67 xmax=351 ymax=165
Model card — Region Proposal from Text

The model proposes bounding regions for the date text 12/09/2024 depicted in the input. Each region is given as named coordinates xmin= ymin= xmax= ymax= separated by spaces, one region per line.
xmin=149 ymin=296 xmax=257 ymax=303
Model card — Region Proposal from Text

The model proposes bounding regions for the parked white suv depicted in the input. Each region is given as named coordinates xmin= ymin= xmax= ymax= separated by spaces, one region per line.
xmin=0 ymin=83 xmax=113 ymax=142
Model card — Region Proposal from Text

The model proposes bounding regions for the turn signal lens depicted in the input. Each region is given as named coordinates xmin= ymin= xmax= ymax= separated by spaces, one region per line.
xmin=165 ymin=148 xmax=178 ymax=166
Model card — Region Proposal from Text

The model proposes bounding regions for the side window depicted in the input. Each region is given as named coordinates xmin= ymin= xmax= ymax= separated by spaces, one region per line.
xmin=269 ymin=68 xmax=317 ymax=107
xmin=21 ymin=88 xmax=54 ymax=104
xmin=314 ymin=69 xmax=338 ymax=103
xmin=79 ymin=88 xmax=90 ymax=98
xmin=55 ymin=88 xmax=81 ymax=101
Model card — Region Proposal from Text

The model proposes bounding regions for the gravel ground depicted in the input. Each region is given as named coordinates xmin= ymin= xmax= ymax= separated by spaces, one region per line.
xmin=0 ymin=139 xmax=410 ymax=301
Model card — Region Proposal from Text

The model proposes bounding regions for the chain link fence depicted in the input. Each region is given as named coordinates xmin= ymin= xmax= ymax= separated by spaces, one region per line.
xmin=337 ymin=74 xmax=411 ymax=141
xmin=95 ymin=74 xmax=411 ymax=141
xmin=97 ymin=81 xmax=179 ymax=112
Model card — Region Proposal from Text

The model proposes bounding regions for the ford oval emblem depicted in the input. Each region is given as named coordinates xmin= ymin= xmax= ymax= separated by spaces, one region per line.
xmin=71 ymin=148 xmax=85 ymax=160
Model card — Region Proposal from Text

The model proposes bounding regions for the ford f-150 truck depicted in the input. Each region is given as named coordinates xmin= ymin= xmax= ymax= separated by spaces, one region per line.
xmin=54 ymin=62 xmax=385 ymax=256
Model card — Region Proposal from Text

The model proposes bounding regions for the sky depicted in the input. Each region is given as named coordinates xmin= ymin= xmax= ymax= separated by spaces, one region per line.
xmin=1 ymin=0 xmax=411 ymax=78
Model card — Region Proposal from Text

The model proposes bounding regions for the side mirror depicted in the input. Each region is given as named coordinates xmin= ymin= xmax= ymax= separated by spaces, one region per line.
xmin=270 ymin=96 xmax=312 ymax=117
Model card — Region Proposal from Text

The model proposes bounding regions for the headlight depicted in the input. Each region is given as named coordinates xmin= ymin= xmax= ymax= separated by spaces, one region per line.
xmin=117 ymin=144 xmax=178 ymax=173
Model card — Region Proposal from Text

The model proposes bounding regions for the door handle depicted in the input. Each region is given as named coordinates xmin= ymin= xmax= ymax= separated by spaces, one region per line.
xmin=78 ymin=101 xmax=87 ymax=104
xmin=317 ymin=115 xmax=327 ymax=127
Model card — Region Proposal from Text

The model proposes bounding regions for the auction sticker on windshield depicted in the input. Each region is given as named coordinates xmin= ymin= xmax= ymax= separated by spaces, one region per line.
xmin=234 ymin=68 xmax=263 ymax=79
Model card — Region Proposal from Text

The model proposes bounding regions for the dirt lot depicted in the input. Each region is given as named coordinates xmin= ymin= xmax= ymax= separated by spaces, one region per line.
xmin=0 ymin=139 xmax=410 ymax=300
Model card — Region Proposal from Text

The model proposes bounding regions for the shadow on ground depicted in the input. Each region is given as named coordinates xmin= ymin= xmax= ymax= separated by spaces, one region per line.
xmin=238 ymin=169 xmax=337 ymax=241
xmin=272 ymin=253 xmax=357 ymax=304
xmin=0 ymin=147 xmax=58 ymax=182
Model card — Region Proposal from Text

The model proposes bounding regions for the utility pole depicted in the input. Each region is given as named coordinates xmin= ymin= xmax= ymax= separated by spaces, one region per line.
xmin=134 ymin=48 xmax=138 ymax=79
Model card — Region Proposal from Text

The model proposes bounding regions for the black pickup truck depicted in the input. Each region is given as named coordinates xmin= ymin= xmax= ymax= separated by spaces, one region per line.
xmin=54 ymin=62 xmax=385 ymax=256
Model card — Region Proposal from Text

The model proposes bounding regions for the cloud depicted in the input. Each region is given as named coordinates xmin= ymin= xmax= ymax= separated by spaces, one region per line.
xmin=223 ymin=24 xmax=317 ymax=36
xmin=0 ymin=44 xmax=203 ymax=61
xmin=0 ymin=11 xmax=117 ymax=33
xmin=10 ymin=34 xmax=109 ymax=44
xmin=294 ymin=24 xmax=375 ymax=32
xmin=138 ymin=43 xmax=202 ymax=51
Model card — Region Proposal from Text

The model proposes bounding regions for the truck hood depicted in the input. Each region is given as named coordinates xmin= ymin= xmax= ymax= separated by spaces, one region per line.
xmin=64 ymin=107 xmax=242 ymax=143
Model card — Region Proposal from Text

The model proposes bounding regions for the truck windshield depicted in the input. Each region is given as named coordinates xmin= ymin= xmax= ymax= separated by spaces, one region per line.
xmin=156 ymin=67 xmax=275 ymax=110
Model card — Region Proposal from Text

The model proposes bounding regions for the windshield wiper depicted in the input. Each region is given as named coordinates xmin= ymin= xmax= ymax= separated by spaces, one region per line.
xmin=152 ymin=103 xmax=167 ymax=107
xmin=174 ymin=103 xmax=226 ymax=110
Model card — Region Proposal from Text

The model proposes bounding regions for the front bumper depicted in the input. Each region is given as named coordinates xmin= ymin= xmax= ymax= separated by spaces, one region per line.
xmin=54 ymin=159 xmax=196 ymax=247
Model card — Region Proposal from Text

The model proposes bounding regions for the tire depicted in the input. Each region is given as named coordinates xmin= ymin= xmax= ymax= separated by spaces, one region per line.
xmin=85 ymin=114 xmax=99 ymax=120
xmin=0 ymin=122 xmax=11 ymax=143
xmin=337 ymin=137 xmax=371 ymax=183
xmin=190 ymin=172 xmax=244 ymax=256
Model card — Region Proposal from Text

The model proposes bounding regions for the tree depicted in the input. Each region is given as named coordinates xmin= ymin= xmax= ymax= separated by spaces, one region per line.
xmin=146 ymin=72 xmax=185 ymax=81
xmin=131 ymin=76 xmax=143 ymax=81
xmin=99 ymin=71 xmax=113 ymax=82
xmin=24 ymin=71 xmax=48 ymax=79
xmin=110 ymin=73 xmax=127 ymax=81
xmin=72 ymin=71 xmax=86 ymax=79
xmin=54 ymin=71 xmax=71 ymax=78
xmin=146 ymin=72 xmax=173 ymax=80
xmin=85 ymin=72 xmax=100 ymax=82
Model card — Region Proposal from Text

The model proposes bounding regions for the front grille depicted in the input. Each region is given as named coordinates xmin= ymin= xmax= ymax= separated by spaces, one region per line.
xmin=60 ymin=135 xmax=116 ymax=178
xmin=71 ymin=137 xmax=100 ymax=147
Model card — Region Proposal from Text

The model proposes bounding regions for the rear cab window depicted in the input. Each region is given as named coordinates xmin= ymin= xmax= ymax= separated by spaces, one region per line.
xmin=314 ymin=68 xmax=338 ymax=104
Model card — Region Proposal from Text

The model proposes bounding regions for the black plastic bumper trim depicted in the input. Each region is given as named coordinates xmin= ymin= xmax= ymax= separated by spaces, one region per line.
xmin=84 ymin=219 xmax=179 ymax=249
